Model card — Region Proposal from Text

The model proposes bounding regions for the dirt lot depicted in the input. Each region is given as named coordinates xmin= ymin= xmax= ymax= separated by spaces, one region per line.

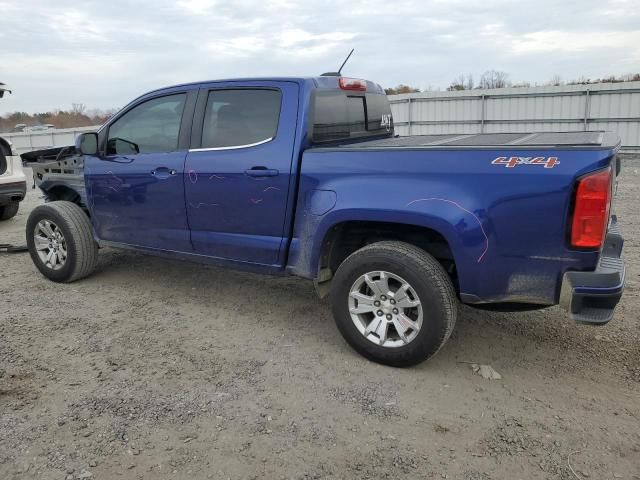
xmin=1 ymin=163 xmax=639 ymax=480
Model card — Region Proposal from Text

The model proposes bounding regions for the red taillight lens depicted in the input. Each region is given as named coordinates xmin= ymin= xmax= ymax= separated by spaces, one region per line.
xmin=339 ymin=77 xmax=367 ymax=91
xmin=571 ymin=167 xmax=613 ymax=248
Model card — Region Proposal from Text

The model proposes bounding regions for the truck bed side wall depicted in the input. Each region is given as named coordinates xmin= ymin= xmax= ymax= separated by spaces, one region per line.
xmin=288 ymin=147 xmax=616 ymax=305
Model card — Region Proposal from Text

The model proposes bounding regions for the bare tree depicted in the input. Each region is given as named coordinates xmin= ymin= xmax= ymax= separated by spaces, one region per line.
xmin=548 ymin=74 xmax=563 ymax=86
xmin=71 ymin=103 xmax=87 ymax=115
xmin=384 ymin=84 xmax=421 ymax=95
xmin=447 ymin=74 xmax=466 ymax=91
xmin=447 ymin=74 xmax=474 ymax=91
xmin=568 ymin=75 xmax=590 ymax=85
xmin=465 ymin=74 xmax=474 ymax=90
xmin=620 ymin=73 xmax=640 ymax=82
xmin=479 ymin=70 xmax=510 ymax=89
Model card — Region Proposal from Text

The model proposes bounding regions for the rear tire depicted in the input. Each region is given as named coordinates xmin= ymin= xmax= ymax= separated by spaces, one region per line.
xmin=330 ymin=241 xmax=457 ymax=367
xmin=0 ymin=201 xmax=19 ymax=220
xmin=26 ymin=201 xmax=98 ymax=282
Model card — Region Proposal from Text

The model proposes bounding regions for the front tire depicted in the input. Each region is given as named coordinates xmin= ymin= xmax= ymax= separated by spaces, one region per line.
xmin=0 ymin=201 xmax=19 ymax=220
xmin=330 ymin=241 xmax=457 ymax=367
xmin=26 ymin=201 xmax=98 ymax=282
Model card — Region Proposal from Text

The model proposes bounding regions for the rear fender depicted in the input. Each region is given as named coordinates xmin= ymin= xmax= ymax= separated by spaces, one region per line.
xmin=289 ymin=196 xmax=488 ymax=297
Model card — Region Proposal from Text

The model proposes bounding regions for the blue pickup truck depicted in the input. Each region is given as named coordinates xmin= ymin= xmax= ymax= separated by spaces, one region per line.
xmin=22 ymin=75 xmax=625 ymax=366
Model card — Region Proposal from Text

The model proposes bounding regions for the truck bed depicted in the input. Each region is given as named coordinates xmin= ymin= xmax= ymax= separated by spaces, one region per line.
xmin=331 ymin=131 xmax=620 ymax=150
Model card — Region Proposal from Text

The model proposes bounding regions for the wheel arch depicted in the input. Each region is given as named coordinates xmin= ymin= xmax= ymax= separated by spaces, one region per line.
xmin=302 ymin=209 xmax=471 ymax=299
xmin=319 ymin=220 xmax=457 ymax=273
xmin=0 ymin=137 xmax=12 ymax=157
xmin=42 ymin=183 xmax=85 ymax=208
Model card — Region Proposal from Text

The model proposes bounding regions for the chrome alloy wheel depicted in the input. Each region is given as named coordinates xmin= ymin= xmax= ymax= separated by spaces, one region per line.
xmin=34 ymin=219 xmax=67 ymax=270
xmin=348 ymin=271 xmax=423 ymax=348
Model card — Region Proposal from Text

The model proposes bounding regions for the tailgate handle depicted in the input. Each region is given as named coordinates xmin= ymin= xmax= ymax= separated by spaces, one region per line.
xmin=245 ymin=167 xmax=279 ymax=177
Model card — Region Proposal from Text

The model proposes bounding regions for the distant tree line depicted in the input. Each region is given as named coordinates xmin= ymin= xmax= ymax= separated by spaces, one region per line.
xmin=0 ymin=103 xmax=117 ymax=133
xmin=384 ymin=84 xmax=422 ymax=95
xmin=385 ymin=71 xmax=640 ymax=94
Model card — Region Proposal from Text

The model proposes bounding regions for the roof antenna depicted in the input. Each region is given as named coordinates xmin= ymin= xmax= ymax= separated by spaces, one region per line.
xmin=321 ymin=49 xmax=355 ymax=76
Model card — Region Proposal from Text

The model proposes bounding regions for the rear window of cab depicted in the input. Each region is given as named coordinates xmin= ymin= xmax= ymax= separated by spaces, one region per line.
xmin=311 ymin=91 xmax=393 ymax=143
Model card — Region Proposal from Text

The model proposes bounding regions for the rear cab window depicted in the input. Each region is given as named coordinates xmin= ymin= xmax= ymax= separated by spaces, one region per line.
xmin=311 ymin=83 xmax=393 ymax=144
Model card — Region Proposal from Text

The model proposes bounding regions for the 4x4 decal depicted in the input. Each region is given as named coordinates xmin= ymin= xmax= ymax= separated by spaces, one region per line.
xmin=492 ymin=156 xmax=560 ymax=169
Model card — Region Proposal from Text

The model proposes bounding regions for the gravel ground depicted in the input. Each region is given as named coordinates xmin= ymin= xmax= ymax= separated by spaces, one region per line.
xmin=1 ymin=163 xmax=639 ymax=480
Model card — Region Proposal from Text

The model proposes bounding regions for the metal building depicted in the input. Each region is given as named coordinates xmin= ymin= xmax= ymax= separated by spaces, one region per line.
xmin=389 ymin=81 xmax=640 ymax=152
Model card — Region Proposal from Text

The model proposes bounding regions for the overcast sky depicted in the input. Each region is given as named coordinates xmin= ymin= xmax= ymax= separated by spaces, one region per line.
xmin=1 ymin=0 xmax=639 ymax=114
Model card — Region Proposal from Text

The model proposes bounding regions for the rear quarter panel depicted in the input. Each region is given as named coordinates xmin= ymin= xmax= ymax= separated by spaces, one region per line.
xmin=288 ymin=147 xmax=616 ymax=305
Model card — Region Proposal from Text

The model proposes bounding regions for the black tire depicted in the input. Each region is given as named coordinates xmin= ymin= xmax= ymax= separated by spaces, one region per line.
xmin=0 ymin=150 xmax=7 ymax=176
xmin=0 ymin=201 xmax=19 ymax=220
xmin=26 ymin=201 xmax=98 ymax=282
xmin=330 ymin=241 xmax=457 ymax=367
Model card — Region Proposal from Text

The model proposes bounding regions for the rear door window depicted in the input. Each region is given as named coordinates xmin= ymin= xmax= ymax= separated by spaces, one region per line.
xmin=201 ymin=89 xmax=282 ymax=149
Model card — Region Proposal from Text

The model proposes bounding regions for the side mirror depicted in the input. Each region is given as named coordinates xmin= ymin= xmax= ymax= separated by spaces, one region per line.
xmin=76 ymin=132 xmax=98 ymax=155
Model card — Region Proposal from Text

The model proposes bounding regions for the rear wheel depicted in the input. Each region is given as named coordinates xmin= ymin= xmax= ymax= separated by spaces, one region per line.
xmin=330 ymin=241 xmax=457 ymax=367
xmin=26 ymin=201 xmax=98 ymax=282
xmin=0 ymin=201 xmax=19 ymax=220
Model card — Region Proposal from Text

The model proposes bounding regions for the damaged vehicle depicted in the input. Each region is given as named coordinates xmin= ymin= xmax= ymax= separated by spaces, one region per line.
xmin=0 ymin=84 xmax=27 ymax=220
xmin=22 ymin=75 xmax=625 ymax=366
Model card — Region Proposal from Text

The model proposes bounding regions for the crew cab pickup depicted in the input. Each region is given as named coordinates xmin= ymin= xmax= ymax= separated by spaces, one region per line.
xmin=22 ymin=75 xmax=625 ymax=366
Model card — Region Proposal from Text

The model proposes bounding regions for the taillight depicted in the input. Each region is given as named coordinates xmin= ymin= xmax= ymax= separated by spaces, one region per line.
xmin=570 ymin=166 xmax=613 ymax=249
xmin=339 ymin=77 xmax=367 ymax=91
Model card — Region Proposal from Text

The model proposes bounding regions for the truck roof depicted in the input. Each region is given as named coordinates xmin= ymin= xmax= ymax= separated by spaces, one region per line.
xmin=144 ymin=76 xmax=386 ymax=96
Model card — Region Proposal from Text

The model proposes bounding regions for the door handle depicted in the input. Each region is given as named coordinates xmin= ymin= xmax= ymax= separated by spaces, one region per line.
xmin=244 ymin=167 xmax=279 ymax=177
xmin=151 ymin=167 xmax=177 ymax=179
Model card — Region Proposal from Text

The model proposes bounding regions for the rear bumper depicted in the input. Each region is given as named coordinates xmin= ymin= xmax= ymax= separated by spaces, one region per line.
xmin=560 ymin=215 xmax=625 ymax=325
xmin=0 ymin=180 xmax=27 ymax=205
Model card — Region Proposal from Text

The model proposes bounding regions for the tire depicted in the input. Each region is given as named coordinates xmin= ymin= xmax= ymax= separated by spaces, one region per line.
xmin=0 ymin=150 xmax=7 ymax=176
xmin=26 ymin=201 xmax=98 ymax=282
xmin=330 ymin=241 xmax=457 ymax=367
xmin=0 ymin=201 xmax=19 ymax=220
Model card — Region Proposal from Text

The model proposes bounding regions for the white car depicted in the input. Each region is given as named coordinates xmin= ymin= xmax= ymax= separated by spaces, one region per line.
xmin=0 ymin=138 xmax=26 ymax=220
xmin=1 ymin=84 xmax=27 ymax=220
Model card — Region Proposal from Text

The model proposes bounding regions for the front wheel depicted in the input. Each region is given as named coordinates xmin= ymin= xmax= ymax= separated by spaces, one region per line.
xmin=26 ymin=201 xmax=98 ymax=282
xmin=330 ymin=241 xmax=457 ymax=367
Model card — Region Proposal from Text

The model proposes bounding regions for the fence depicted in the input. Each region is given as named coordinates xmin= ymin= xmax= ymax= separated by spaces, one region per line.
xmin=389 ymin=81 xmax=640 ymax=152
xmin=2 ymin=125 xmax=99 ymax=155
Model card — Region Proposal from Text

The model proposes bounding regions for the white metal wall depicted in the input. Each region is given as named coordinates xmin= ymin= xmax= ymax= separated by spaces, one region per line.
xmin=2 ymin=125 xmax=99 ymax=155
xmin=389 ymin=81 xmax=640 ymax=152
